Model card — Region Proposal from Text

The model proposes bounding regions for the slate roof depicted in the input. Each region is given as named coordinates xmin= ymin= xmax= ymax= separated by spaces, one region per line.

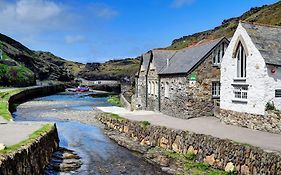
xmin=141 ymin=52 xmax=151 ymax=74
xmin=151 ymin=50 xmax=177 ymax=73
xmin=241 ymin=22 xmax=281 ymax=66
xmin=159 ymin=38 xmax=224 ymax=75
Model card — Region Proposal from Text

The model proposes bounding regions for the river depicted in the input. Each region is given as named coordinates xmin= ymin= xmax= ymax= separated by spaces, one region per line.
xmin=12 ymin=92 xmax=164 ymax=175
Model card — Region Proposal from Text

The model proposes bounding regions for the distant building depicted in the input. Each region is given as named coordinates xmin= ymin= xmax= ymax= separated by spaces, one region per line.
xmin=220 ymin=22 xmax=281 ymax=117
xmin=136 ymin=37 xmax=229 ymax=119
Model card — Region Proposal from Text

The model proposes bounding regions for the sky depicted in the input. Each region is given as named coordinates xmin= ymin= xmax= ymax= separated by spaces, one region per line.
xmin=0 ymin=0 xmax=278 ymax=63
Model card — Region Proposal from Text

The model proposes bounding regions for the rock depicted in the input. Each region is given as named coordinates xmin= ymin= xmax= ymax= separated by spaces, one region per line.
xmin=161 ymin=167 xmax=177 ymax=174
xmin=0 ymin=143 xmax=6 ymax=150
xmin=45 ymin=147 xmax=82 ymax=173
xmin=159 ymin=137 xmax=169 ymax=149
xmin=204 ymin=154 xmax=215 ymax=165
xmin=241 ymin=164 xmax=250 ymax=175
xmin=225 ymin=162 xmax=235 ymax=173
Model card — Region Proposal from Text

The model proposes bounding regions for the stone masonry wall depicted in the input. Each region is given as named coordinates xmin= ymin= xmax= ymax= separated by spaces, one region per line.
xmin=136 ymin=71 xmax=147 ymax=110
xmin=0 ymin=124 xmax=59 ymax=175
xmin=98 ymin=115 xmax=281 ymax=174
xmin=9 ymin=84 xmax=65 ymax=114
xmin=220 ymin=109 xmax=281 ymax=134
xmin=147 ymin=67 xmax=159 ymax=112
xmin=160 ymin=51 xmax=221 ymax=119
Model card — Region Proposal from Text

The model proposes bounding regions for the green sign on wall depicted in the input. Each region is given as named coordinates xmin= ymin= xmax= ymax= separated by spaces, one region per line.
xmin=189 ymin=72 xmax=197 ymax=81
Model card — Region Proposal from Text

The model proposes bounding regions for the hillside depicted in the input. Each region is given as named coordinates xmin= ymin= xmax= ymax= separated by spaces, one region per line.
xmin=78 ymin=58 xmax=140 ymax=83
xmin=0 ymin=32 xmax=140 ymax=86
xmin=166 ymin=1 xmax=281 ymax=50
xmin=0 ymin=33 xmax=75 ymax=84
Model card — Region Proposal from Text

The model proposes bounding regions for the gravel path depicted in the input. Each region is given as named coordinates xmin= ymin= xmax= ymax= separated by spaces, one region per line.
xmin=97 ymin=106 xmax=281 ymax=152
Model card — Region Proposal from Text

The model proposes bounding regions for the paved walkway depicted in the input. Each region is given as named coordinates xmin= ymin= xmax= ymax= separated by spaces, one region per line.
xmin=0 ymin=122 xmax=45 ymax=146
xmin=97 ymin=106 xmax=281 ymax=152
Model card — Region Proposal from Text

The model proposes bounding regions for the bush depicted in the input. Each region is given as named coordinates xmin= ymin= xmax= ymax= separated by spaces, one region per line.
xmin=265 ymin=101 xmax=277 ymax=111
xmin=0 ymin=64 xmax=36 ymax=87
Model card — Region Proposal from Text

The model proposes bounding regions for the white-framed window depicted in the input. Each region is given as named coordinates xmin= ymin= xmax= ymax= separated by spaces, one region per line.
xmin=148 ymin=81 xmax=151 ymax=95
xmin=213 ymin=42 xmax=226 ymax=65
xmin=151 ymin=81 xmax=154 ymax=95
xmin=164 ymin=82 xmax=169 ymax=98
xmin=212 ymin=82 xmax=220 ymax=98
xmin=155 ymin=81 xmax=158 ymax=96
xmin=233 ymin=86 xmax=248 ymax=99
xmin=236 ymin=42 xmax=247 ymax=78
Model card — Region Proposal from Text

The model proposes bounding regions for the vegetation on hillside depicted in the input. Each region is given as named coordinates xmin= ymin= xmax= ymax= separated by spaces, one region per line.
xmin=78 ymin=58 xmax=140 ymax=82
xmin=166 ymin=1 xmax=281 ymax=50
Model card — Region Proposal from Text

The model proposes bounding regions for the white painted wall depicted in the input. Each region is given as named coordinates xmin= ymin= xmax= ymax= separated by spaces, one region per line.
xmin=220 ymin=23 xmax=268 ymax=115
xmin=265 ymin=65 xmax=281 ymax=111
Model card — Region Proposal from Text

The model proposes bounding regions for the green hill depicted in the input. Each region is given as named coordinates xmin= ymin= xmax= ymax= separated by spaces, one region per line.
xmin=166 ymin=1 xmax=281 ymax=50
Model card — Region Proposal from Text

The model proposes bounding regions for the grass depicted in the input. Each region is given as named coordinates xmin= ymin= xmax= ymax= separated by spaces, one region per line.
xmin=139 ymin=121 xmax=150 ymax=128
xmin=0 ymin=88 xmax=23 ymax=121
xmin=107 ymin=95 xmax=122 ymax=107
xmin=150 ymin=148 xmax=232 ymax=175
xmin=105 ymin=113 xmax=126 ymax=121
xmin=0 ymin=124 xmax=53 ymax=154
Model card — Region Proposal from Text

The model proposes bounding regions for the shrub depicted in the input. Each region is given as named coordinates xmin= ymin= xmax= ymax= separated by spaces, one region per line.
xmin=265 ymin=101 xmax=277 ymax=111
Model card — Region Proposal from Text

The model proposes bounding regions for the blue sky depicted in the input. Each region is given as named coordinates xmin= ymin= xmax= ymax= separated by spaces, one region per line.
xmin=0 ymin=0 xmax=277 ymax=63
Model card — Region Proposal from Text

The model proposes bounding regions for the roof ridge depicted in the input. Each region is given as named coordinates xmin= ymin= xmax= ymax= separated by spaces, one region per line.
xmin=240 ymin=20 xmax=281 ymax=29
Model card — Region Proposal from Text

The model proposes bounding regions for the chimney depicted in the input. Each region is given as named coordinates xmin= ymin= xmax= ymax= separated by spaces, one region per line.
xmin=166 ymin=58 xmax=169 ymax=67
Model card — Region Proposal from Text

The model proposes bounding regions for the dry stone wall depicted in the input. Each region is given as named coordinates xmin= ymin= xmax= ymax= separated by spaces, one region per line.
xmin=220 ymin=109 xmax=281 ymax=134
xmin=0 ymin=125 xmax=59 ymax=175
xmin=98 ymin=115 xmax=281 ymax=174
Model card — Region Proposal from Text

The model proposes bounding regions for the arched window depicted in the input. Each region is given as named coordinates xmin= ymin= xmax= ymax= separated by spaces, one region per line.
xmin=235 ymin=42 xmax=247 ymax=78
xmin=164 ymin=82 xmax=169 ymax=98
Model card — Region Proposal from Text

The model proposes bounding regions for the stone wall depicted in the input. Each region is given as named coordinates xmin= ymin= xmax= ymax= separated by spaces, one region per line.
xmin=98 ymin=115 xmax=281 ymax=174
xmin=220 ymin=109 xmax=281 ymax=134
xmin=136 ymin=71 xmax=147 ymax=110
xmin=120 ymin=94 xmax=131 ymax=111
xmin=8 ymin=84 xmax=65 ymax=114
xmin=0 ymin=124 xmax=59 ymax=175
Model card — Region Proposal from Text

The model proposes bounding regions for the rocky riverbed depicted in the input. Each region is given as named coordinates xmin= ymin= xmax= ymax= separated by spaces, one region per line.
xmin=13 ymin=92 xmax=165 ymax=175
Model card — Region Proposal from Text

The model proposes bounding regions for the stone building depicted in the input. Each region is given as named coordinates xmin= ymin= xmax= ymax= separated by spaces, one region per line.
xmin=136 ymin=37 xmax=229 ymax=119
xmin=220 ymin=22 xmax=281 ymax=133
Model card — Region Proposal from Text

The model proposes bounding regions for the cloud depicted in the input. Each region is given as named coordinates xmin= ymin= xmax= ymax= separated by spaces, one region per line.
xmin=171 ymin=0 xmax=195 ymax=8
xmin=64 ymin=35 xmax=86 ymax=44
xmin=0 ymin=0 xmax=74 ymax=35
xmin=90 ymin=3 xmax=119 ymax=19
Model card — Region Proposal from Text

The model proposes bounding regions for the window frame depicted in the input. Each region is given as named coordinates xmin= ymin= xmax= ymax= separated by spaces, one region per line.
xmin=233 ymin=85 xmax=248 ymax=100
xmin=236 ymin=42 xmax=247 ymax=78
xmin=164 ymin=82 xmax=169 ymax=98
xmin=212 ymin=81 xmax=221 ymax=98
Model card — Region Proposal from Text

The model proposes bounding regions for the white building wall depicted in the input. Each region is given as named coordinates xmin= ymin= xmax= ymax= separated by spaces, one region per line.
xmin=265 ymin=65 xmax=281 ymax=111
xmin=220 ymin=23 xmax=268 ymax=115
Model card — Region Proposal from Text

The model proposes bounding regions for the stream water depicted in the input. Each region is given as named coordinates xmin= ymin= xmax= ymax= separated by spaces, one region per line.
xmin=12 ymin=92 xmax=164 ymax=175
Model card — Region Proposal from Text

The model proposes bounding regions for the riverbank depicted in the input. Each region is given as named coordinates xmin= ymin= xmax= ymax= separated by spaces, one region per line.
xmin=97 ymin=112 xmax=281 ymax=174
xmin=14 ymin=92 xmax=166 ymax=174
xmin=0 ymin=85 xmax=64 ymax=174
